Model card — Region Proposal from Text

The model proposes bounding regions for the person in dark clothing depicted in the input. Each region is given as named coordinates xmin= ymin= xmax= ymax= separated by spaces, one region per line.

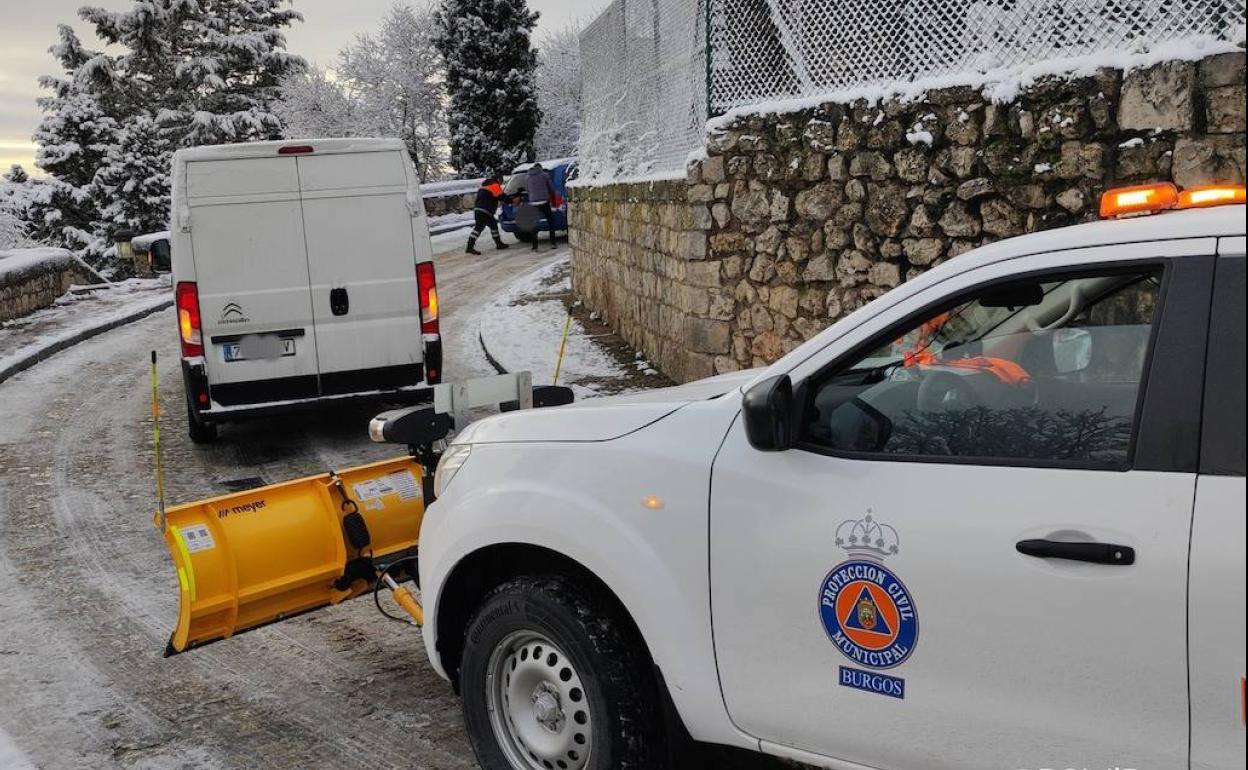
xmin=524 ymin=163 xmax=559 ymax=251
xmin=466 ymin=177 xmax=509 ymax=255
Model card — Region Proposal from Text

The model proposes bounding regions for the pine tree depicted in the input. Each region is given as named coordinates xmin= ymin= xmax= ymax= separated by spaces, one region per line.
xmin=433 ymin=0 xmax=541 ymax=176
xmin=93 ymin=115 xmax=174 ymax=239
xmin=5 ymin=166 xmax=30 ymax=185
xmin=78 ymin=0 xmax=306 ymax=148
xmin=23 ymin=1 xmax=307 ymax=258
xmin=0 ymin=166 xmax=34 ymax=250
xmin=175 ymin=0 xmax=306 ymax=145
xmin=25 ymin=24 xmax=119 ymax=253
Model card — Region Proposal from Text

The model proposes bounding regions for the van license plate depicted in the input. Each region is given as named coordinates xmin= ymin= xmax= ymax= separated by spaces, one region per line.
xmin=224 ymin=337 xmax=295 ymax=362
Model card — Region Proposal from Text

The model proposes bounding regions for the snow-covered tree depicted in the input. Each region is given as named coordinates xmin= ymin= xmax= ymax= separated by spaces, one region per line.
xmin=534 ymin=26 xmax=582 ymax=159
xmin=433 ymin=0 xmax=541 ymax=176
xmin=23 ymin=2 xmax=306 ymax=258
xmin=78 ymin=0 xmax=306 ymax=147
xmin=93 ymin=115 xmax=173 ymax=240
xmin=339 ymin=3 xmax=449 ymax=180
xmin=275 ymin=67 xmax=364 ymax=140
xmin=277 ymin=4 xmax=449 ymax=181
xmin=0 ymin=167 xmax=34 ymax=250
xmin=24 ymin=24 xmax=118 ymax=253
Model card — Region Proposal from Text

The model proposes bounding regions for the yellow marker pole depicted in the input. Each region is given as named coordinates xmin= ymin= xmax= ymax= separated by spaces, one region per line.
xmin=552 ymin=309 xmax=573 ymax=385
xmin=151 ymin=351 xmax=167 ymax=532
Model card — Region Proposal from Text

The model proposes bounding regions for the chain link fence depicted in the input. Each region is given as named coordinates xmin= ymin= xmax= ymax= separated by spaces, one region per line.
xmin=577 ymin=0 xmax=1245 ymax=181
xmin=710 ymin=0 xmax=1245 ymax=111
xmin=576 ymin=0 xmax=708 ymax=181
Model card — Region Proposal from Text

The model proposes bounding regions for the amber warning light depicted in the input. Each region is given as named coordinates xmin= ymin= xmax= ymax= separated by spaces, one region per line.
xmin=1100 ymin=182 xmax=1245 ymax=219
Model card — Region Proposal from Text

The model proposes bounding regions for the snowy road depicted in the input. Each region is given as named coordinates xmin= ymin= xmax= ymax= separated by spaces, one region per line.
xmin=0 ymin=236 xmax=563 ymax=769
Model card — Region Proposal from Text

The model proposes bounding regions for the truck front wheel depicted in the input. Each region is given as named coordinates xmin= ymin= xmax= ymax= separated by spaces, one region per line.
xmin=460 ymin=575 xmax=666 ymax=770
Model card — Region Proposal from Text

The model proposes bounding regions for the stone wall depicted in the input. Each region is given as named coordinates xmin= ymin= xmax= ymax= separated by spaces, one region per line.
xmin=568 ymin=180 xmax=723 ymax=382
xmin=569 ymin=50 xmax=1246 ymax=382
xmin=422 ymin=191 xmax=476 ymax=217
xmin=0 ymin=250 xmax=103 ymax=322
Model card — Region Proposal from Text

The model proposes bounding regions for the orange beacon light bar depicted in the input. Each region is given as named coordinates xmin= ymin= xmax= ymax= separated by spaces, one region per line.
xmin=1178 ymin=184 xmax=1247 ymax=209
xmin=1099 ymin=183 xmax=1179 ymax=218
xmin=1100 ymin=182 xmax=1246 ymax=219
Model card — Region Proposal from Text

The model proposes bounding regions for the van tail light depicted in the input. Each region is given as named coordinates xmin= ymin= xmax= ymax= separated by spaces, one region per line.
xmin=417 ymin=262 xmax=439 ymax=336
xmin=176 ymin=281 xmax=204 ymax=357
xmin=277 ymin=144 xmax=314 ymax=155
xmin=1177 ymin=185 xmax=1246 ymax=209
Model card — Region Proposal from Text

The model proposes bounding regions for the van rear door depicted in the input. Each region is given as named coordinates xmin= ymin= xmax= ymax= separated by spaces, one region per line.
xmin=186 ymin=156 xmax=320 ymax=404
xmin=296 ymin=150 xmax=425 ymax=396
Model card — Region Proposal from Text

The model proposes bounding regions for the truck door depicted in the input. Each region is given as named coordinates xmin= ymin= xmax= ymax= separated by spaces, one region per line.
xmin=710 ymin=247 xmax=1214 ymax=768
xmin=1189 ymin=246 xmax=1246 ymax=770
xmin=296 ymin=151 xmax=425 ymax=396
xmin=187 ymin=156 xmax=320 ymax=403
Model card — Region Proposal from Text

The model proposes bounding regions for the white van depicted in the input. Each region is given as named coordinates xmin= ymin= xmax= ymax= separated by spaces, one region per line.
xmin=170 ymin=138 xmax=441 ymax=442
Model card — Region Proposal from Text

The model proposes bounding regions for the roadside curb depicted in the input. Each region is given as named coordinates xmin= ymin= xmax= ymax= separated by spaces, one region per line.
xmin=477 ymin=328 xmax=509 ymax=375
xmin=0 ymin=297 xmax=173 ymax=385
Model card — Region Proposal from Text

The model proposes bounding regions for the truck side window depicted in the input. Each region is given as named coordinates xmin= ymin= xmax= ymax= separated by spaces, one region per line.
xmin=801 ymin=268 xmax=1163 ymax=468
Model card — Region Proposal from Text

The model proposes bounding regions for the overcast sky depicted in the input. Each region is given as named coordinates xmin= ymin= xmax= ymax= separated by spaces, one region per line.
xmin=0 ymin=0 xmax=600 ymax=173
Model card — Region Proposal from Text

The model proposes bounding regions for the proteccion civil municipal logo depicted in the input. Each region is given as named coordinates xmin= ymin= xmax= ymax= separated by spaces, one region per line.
xmin=818 ymin=512 xmax=918 ymax=670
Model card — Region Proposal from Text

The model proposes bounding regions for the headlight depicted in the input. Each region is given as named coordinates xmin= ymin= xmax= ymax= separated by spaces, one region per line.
xmin=433 ymin=444 xmax=472 ymax=498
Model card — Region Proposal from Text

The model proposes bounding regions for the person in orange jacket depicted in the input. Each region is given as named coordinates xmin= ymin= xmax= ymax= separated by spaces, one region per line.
xmin=466 ymin=176 xmax=510 ymax=255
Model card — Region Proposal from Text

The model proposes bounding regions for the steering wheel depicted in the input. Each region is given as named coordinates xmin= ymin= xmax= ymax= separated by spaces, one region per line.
xmin=1027 ymin=285 xmax=1085 ymax=333
xmin=916 ymin=370 xmax=982 ymax=412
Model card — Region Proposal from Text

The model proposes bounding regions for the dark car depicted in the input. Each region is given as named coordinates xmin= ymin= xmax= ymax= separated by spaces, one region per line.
xmin=499 ymin=158 xmax=577 ymax=241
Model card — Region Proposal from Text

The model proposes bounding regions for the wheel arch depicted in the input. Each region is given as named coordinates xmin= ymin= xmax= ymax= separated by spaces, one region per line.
xmin=433 ymin=542 xmax=699 ymax=758
xmin=435 ymin=543 xmax=646 ymax=689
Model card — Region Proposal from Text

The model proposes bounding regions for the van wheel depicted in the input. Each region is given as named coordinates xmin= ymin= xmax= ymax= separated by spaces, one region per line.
xmin=515 ymin=230 xmax=536 ymax=243
xmin=186 ymin=396 xmax=218 ymax=444
xmin=461 ymin=576 xmax=666 ymax=770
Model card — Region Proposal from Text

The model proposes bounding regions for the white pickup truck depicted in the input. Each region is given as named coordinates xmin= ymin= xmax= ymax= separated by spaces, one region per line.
xmin=421 ymin=190 xmax=1245 ymax=770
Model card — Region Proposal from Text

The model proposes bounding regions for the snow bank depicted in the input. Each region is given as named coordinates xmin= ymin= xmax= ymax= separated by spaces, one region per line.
xmin=476 ymin=257 xmax=627 ymax=396
xmin=707 ymin=35 xmax=1245 ymax=129
xmin=0 ymin=248 xmax=86 ymax=284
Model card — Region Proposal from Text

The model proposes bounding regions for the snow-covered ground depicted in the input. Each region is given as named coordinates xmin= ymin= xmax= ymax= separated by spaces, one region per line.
xmin=428 ymin=211 xmax=475 ymax=234
xmin=0 ymin=277 xmax=171 ymax=382
xmin=477 ymin=257 xmax=652 ymax=398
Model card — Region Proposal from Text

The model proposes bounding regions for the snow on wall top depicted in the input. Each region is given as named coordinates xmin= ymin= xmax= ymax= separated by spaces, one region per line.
xmin=420 ymin=178 xmax=484 ymax=197
xmin=0 ymin=248 xmax=103 ymax=286
xmin=707 ymin=34 xmax=1246 ymax=130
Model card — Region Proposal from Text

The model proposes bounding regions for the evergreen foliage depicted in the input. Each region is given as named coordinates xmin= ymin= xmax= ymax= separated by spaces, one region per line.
xmin=20 ymin=1 xmax=305 ymax=261
xmin=433 ymin=0 xmax=541 ymax=176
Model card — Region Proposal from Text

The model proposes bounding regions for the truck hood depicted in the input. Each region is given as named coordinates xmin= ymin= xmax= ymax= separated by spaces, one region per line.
xmin=454 ymin=368 xmax=759 ymax=444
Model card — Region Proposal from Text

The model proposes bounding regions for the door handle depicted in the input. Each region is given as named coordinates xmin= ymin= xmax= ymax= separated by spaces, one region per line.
xmin=1016 ymin=539 xmax=1135 ymax=565
xmin=330 ymin=287 xmax=349 ymax=316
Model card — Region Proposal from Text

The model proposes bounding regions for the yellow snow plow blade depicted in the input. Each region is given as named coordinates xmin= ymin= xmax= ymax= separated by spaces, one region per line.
xmin=159 ymin=456 xmax=424 ymax=655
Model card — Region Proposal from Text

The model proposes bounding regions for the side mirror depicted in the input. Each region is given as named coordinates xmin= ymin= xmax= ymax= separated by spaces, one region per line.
xmin=742 ymin=374 xmax=796 ymax=451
